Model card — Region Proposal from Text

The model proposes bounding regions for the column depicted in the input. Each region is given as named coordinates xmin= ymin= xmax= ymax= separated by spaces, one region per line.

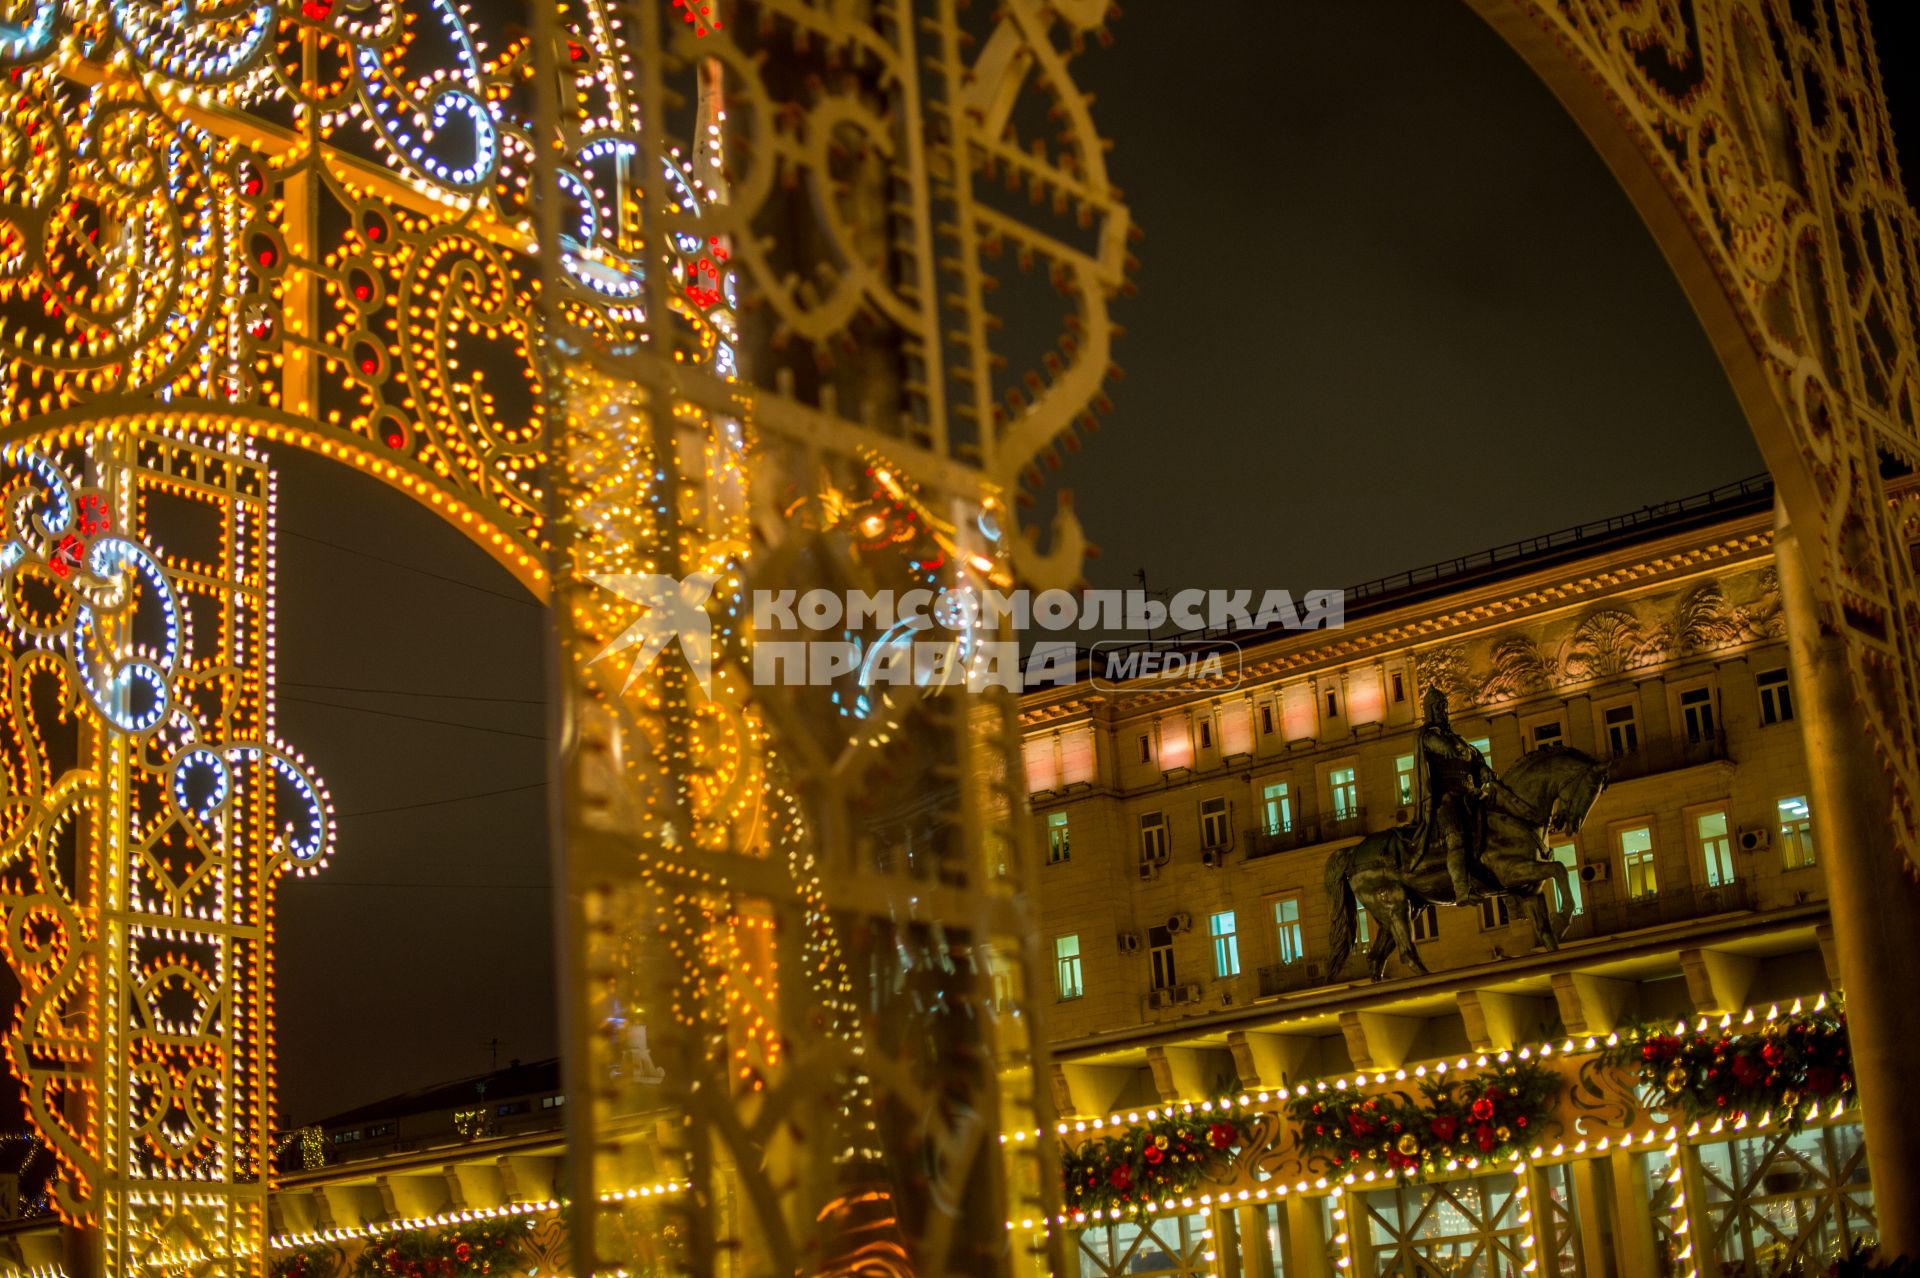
xmin=1775 ymin=501 xmax=1920 ymax=1251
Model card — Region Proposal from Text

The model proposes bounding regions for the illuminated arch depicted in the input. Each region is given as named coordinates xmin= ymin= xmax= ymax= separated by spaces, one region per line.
xmin=1457 ymin=1 xmax=1920 ymax=851
xmin=0 ymin=403 xmax=548 ymax=597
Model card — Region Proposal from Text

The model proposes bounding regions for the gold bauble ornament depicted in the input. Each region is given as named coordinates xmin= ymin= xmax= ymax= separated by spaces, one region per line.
xmin=1153 ymin=1135 xmax=1168 ymax=1151
xmin=1495 ymin=1125 xmax=1512 ymax=1142
xmin=1782 ymin=1089 xmax=1801 ymax=1109
xmin=1664 ymin=1064 xmax=1690 ymax=1093
xmin=1396 ymin=1134 xmax=1419 ymax=1156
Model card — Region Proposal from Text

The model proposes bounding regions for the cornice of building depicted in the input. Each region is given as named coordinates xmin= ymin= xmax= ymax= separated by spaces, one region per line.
xmin=1020 ymin=507 xmax=1777 ymax=725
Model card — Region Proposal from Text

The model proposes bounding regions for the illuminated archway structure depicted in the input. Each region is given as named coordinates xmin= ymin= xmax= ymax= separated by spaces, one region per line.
xmin=0 ymin=0 xmax=1918 ymax=1275
xmin=0 ymin=2 xmax=1131 ymax=1276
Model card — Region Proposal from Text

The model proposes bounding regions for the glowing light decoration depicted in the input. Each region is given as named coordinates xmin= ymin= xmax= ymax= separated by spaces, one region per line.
xmin=0 ymin=0 xmax=1135 ymax=1273
xmin=0 ymin=432 xmax=332 ymax=1278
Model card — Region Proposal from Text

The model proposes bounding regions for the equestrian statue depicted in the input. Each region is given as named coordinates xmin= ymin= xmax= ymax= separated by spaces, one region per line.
xmin=1325 ymin=688 xmax=1610 ymax=980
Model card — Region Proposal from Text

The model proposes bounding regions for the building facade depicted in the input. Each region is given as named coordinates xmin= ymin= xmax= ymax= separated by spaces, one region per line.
xmin=1019 ymin=479 xmax=1878 ymax=1275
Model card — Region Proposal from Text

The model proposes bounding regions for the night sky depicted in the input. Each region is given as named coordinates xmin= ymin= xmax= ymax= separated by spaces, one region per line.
xmin=269 ymin=1 xmax=1918 ymax=1124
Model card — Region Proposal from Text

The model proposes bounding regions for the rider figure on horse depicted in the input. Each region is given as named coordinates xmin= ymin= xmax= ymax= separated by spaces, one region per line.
xmin=1409 ymin=687 xmax=1493 ymax=904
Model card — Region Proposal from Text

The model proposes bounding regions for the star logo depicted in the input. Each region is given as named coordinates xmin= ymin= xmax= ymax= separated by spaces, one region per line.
xmin=588 ymin=573 xmax=717 ymax=695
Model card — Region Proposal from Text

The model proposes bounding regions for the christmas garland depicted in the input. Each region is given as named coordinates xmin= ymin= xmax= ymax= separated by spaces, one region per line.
xmin=349 ymin=1220 xmax=529 ymax=1278
xmin=1286 ymin=1061 xmax=1559 ymax=1177
xmin=1599 ymin=1008 xmax=1853 ymax=1132
xmin=1061 ymin=1111 xmax=1253 ymax=1218
xmin=272 ymin=1242 xmax=341 ymax=1278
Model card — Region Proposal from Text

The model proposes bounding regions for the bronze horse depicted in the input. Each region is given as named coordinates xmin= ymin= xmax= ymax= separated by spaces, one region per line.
xmin=1325 ymin=746 xmax=1609 ymax=980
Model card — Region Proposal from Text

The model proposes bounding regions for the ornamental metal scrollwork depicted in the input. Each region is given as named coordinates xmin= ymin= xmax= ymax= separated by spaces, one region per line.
xmin=1475 ymin=0 xmax=1920 ymax=859
xmin=0 ymin=433 xmax=331 ymax=1274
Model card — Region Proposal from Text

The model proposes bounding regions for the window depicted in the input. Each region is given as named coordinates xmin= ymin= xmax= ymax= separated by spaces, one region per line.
xmin=1679 ymin=687 xmax=1716 ymax=743
xmin=1273 ymin=898 xmax=1304 ymax=965
xmin=1045 ymin=811 xmax=1070 ymax=864
xmin=1467 ymin=736 xmax=1492 ymax=772
xmin=1200 ymin=796 xmax=1230 ymax=849
xmin=1354 ymin=906 xmax=1372 ymax=947
xmin=1531 ymin=720 xmax=1564 ymax=749
xmin=1209 ymin=911 xmax=1241 ymax=978
xmin=1619 ymin=825 xmax=1658 ymax=900
xmin=1261 ymin=782 xmax=1293 ymax=836
xmin=1604 ymin=703 xmax=1640 ymax=756
xmin=1137 ymin=734 xmax=1151 ymax=764
xmin=368 ymin=1122 xmax=395 ymax=1137
xmin=1779 ymin=795 xmax=1815 ymax=868
xmin=1548 ymin=841 xmax=1583 ymax=916
xmin=1197 ymin=718 xmax=1213 ymax=750
xmin=1395 ymin=754 xmax=1416 ymax=807
xmin=1260 ymin=703 xmax=1275 ymax=734
xmin=1695 ymin=810 xmax=1734 ymax=887
xmin=1410 ymin=905 xmax=1439 ymax=942
xmin=1325 ymin=689 xmax=1340 ymax=718
xmin=1758 ymin=668 xmax=1795 ymax=725
xmin=1329 ymin=766 xmax=1359 ymax=821
xmin=1148 ymin=925 xmax=1176 ymax=990
xmin=540 ymin=1094 xmax=566 ymax=1109
xmin=1139 ymin=811 xmax=1169 ymax=863
xmin=1478 ymin=896 xmax=1511 ymax=930
xmin=1391 ymin=671 xmax=1406 ymax=703
xmin=497 ymin=1101 xmax=529 ymax=1117
xmin=1054 ymin=935 xmax=1084 ymax=999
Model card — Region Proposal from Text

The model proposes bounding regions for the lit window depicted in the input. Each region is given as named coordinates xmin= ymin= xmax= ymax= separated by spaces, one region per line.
xmin=1209 ymin=911 xmax=1240 ymax=978
xmin=1329 ymin=766 xmax=1359 ymax=821
xmin=1394 ymin=754 xmax=1415 ymax=807
xmin=1758 ymin=668 xmax=1794 ymax=725
xmin=1148 ymin=925 xmax=1176 ymax=991
xmin=1273 ymin=898 xmax=1304 ymax=965
xmin=1695 ymin=810 xmax=1734 ymax=887
xmin=1679 ymin=687 xmax=1716 ymax=743
xmin=1604 ymin=704 xmax=1639 ymax=756
xmin=1478 ymin=896 xmax=1511 ymax=930
xmin=1046 ymin=811 xmax=1070 ymax=864
xmin=1619 ymin=825 xmax=1658 ymax=900
xmin=1467 ymin=736 xmax=1492 ymax=772
xmin=1354 ymin=906 xmax=1372 ymax=946
xmin=1139 ymin=811 xmax=1169 ymax=863
xmin=1411 ymin=905 xmax=1439 ymax=942
xmin=1779 ymin=796 xmax=1815 ymax=868
xmin=1531 ymin=720 xmax=1565 ymax=749
xmin=1200 ymin=796 xmax=1230 ymax=849
xmin=1261 ymin=782 xmax=1292 ymax=836
xmin=1054 ymin=935 xmax=1083 ymax=1000
xmin=1549 ymin=841 xmax=1583 ymax=916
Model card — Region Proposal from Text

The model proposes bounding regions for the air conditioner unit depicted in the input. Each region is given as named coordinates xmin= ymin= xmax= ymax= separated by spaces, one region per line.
xmin=1117 ymin=931 xmax=1142 ymax=955
xmin=1738 ymin=826 xmax=1772 ymax=853
xmin=1166 ymin=911 xmax=1193 ymax=935
xmin=1177 ymin=983 xmax=1202 ymax=1004
xmin=1395 ymin=806 xmax=1412 ymax=825
xmin=1201 ymin=847 xmax=1227 ymax=868
xmin=1138 ymin=860 xmax=1161 ymax=882
xmin=1148 ymin=988 xmax=1174 ymax=1010
xmin=1578 ymin=861 xmax=1611 ymax=884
